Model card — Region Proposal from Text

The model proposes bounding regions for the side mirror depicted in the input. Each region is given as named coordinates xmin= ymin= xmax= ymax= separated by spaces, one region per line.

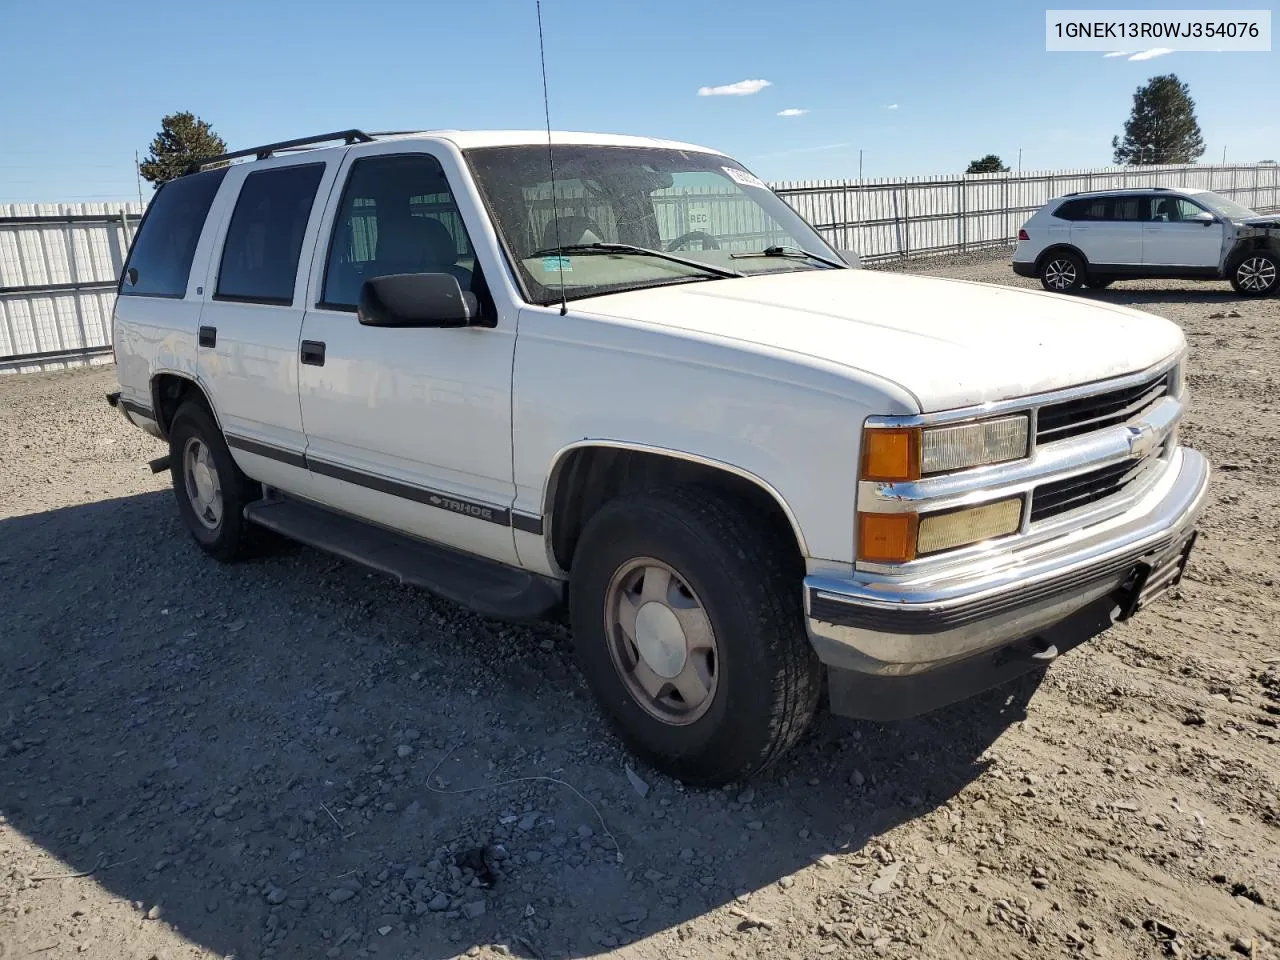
xmin=838 ymin=249 xmax=862 ymax=268
xmin=1191 ymin=211 xmax=1217 ymax=226
xmin=358 ymin=273 xmax=480 ymax=328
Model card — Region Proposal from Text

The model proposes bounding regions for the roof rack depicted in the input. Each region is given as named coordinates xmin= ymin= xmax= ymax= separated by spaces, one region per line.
xmin=1061 ymin=185 xmax=1175 ymax=198
xmin=186 ymin=129 xmax=374 ymax=174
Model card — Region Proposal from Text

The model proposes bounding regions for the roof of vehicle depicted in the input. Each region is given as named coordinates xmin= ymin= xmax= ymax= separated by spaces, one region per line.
xmin=1050 ymin=186 xmax=1211 ymax=202
xmin=187 ymin=128 xmax=725 ymax=175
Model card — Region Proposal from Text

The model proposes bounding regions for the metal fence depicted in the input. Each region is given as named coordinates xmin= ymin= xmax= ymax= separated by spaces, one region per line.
xmin=3 ymin=161 xmax=1279 ymax=372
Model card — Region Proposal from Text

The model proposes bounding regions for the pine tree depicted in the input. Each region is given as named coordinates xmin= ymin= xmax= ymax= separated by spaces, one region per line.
xmin=966 ymin=155 xmax=1009 ymax=174
xmin=138 ymin=112 xmax=227 ymax=186
xmin=1112 ymin=75 xmax=1205 ymax=165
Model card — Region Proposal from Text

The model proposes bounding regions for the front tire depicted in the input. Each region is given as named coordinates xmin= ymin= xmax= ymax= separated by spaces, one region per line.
xmin=1039 ymin=251 xmax=1085 ymax=293
xmin=1230 ymin=251 xmax=1278 ymax=296
xmin=168 ymin=400 xmax=262 ymax=562
xmin=568 ymin=489 xmax=821 ymax=786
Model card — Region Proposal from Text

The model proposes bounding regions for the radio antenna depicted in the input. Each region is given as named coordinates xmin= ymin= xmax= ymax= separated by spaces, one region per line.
xmin=536 ymin=0 xmax=568 ymax=316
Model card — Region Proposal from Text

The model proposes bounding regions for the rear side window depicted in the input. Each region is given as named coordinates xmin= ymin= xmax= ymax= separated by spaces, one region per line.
xmin=119 ymin=168 xmax=227 ymax=298
xmin=1055 ymin=197 xmax=1111 ymax=222
xmin=1112 ymin=196 xmax=1150 ymax=221
xmin=215 ymin=164 xmax=325 ymax=305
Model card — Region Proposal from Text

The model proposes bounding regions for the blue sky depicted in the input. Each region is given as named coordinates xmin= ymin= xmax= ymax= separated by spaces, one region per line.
xmin=0 ymin=0 xmax=1274 ymax=203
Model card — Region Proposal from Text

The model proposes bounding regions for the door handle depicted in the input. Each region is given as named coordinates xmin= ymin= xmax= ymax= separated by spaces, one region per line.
xmin=198 ymin=326 xmax=217 ymax=348
xmin=301 ymin=340 xmax=326 ymax=366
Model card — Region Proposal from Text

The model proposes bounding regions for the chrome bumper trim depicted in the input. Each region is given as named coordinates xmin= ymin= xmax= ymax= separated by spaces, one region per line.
xmin=804 ymin=447 xmax=1209 ymax=672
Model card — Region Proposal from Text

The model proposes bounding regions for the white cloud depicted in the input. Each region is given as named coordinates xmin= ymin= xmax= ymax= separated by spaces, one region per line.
xmin=777 ymin=108 xmax=809 ymax=117
xmin=885 ymin=103 xmax=899 ymax=110
xmin=1128 ymin=48 xmax=1174 ymax=60
xmin=1102 ymin=50 xmax=1130 ymax=58
xmin=697 ymin=79 xmax=771 ymax=97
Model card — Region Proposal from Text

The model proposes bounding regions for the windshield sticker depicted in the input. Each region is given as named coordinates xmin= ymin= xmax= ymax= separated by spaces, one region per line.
xmin=541 ymin=256 xmax=573 ymax=273
xmin=687 ymin=206 xmax=711 ymax=229
xmin=722 ymin=166 xmax=768 ymax=190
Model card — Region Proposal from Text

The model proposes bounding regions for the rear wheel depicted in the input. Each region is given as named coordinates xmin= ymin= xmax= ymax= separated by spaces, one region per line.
xmin=568 ymin=489 xmax=821 ymax=786
xmin=168 ymin=400 xmax=262 ymax=562
xmin=1230 ymin=251 xmax=1278 ymax=296
xmin=1039 ymin=251 xmax=1085 ymax=293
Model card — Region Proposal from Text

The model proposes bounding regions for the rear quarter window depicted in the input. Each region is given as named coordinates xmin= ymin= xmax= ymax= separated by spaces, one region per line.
xmin=1054 ymin=197 xmax=1112 ymax=222
xmin=119 ymin=168 xmax=228 ymax=298
xmin=215 ymin=164 xmax=326 ymax=305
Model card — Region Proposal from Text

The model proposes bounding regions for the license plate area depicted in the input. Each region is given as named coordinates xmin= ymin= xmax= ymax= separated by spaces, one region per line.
xmin=1113 ymin=530 xmax=1198 ymax=622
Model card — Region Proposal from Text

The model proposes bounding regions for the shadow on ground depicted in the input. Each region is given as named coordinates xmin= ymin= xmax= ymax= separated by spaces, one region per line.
xmin=0 ymin=491 xmax=1080 ymax=960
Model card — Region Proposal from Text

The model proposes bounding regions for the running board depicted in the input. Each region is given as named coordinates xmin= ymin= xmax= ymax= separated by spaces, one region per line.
xmin=243 ymin=497 xmax=564 ymax=623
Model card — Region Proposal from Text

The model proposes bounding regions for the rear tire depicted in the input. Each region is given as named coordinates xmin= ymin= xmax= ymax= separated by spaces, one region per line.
xmin=1039 ymin=251 xmax=1085 ymax=293
xmin=1229 ymin=251 xmax=1278 ymax=297
xmin=168 ymin=400 xmax=262 ymax=562
xmin=568 ymin=488 xmax=821 ymax=786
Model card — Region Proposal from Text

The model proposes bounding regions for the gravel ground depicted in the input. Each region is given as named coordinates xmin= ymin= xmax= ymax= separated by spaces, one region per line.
xmin=2 ymin=255 xmax=1278 ymax=960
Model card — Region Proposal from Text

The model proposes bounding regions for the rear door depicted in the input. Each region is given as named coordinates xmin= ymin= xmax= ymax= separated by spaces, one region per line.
xmin=1142 ymin=195 xmax=1225 ymax=267
xmin=194 ymin=157 xmax=342 ymax=493
xmin=1070 ymin=195 xmax=1144 ymax=266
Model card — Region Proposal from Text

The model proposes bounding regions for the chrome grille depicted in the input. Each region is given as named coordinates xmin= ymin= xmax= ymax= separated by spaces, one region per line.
xmin=1036 ymin=370 xmax=1172 ymax=444
xmin=1030 ymin=455 xmax=1155 ymax=523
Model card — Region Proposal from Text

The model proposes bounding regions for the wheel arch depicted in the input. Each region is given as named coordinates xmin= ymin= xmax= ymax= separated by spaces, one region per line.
xmin=1224 ymin=236 xmax=1278 ymax=274
xmin=541 ymin=441 xmax=810 ymax=577
xmin=1034 ymin=244 xmax=1089 ymax=272
xmin=149 ymin=372 xmax=222 ymax=441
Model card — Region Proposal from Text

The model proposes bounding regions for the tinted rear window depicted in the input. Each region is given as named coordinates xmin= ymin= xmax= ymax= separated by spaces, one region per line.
xmin=1055 ymin=197 xmax=1111 ymax=221
xmin=216 ymin=164 xmax=325 ymax=305
xmin=119 ymin=168 xmax=227 ymax=298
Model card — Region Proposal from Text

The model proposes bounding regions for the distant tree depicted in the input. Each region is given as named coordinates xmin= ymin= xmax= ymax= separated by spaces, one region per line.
xmin=966 ymin=154 xmax=1010 ymax=174
xmin=138 ymin=112 xmax=227 ymax=186
xmin=1112 ymin=74 xmax=1205 ymax=165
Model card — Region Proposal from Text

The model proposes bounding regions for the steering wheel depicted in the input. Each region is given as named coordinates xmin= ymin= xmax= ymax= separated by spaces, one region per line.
xmin=666 ymin=231 xmax=721 ymax=252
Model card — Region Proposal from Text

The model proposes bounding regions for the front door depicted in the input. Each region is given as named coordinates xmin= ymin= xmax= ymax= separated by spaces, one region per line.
xmin=296 ymin=143 xmax=519 ymax=565
xmin=1142 ymin=195 xmax=1226 ymax=268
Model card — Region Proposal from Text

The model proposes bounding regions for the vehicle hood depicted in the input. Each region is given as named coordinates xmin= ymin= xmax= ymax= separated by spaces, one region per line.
xmin=575 ymin=269 xmax=1185 ymax=411
xmin=1242 ymin=215 xmax=1280 ymax=230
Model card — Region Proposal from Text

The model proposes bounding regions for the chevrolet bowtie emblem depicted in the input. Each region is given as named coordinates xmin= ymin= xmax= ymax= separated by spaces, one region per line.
xmin=1126 ymin=423 xmax=1158 ymax=459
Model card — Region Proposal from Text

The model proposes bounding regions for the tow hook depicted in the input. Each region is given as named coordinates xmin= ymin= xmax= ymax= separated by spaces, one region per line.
xmin=993 ymin=635 xmax=1059 ymax=667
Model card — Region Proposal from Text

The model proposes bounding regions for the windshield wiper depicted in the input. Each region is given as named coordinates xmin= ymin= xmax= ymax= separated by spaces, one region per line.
xmin=730 ymin=245 xmax=847 ymax=269
xmin=528 ymin=242 xmax=744 ymax=279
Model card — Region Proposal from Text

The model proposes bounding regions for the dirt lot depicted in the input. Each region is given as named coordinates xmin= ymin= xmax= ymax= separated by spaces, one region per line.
xmin=2 ymin=255 xmax=1278 ymax=960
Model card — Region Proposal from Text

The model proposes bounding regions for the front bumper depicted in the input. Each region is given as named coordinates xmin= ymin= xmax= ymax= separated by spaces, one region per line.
xmin=805 ymin=446 xmax=1209 ymax=717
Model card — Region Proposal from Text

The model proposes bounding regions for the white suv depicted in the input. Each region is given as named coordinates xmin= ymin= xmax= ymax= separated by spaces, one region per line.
xmin=108 ymin=129 xmax=1209 ymax=785
xmin=1013 ymin=187 xmax=1279 ymax=296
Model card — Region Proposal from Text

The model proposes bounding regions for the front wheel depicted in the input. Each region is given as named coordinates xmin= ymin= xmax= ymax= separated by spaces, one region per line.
xmin=568 ymin=489 xmax=821 ymax=786
xmin=1230 ymin=251 xmax=1278 ymax=296
xmin=1039 ymin=252 xmax=1085 ymax=293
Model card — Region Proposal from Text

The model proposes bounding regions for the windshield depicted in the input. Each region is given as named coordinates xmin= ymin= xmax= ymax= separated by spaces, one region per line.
xmin=464 ymin=145 xmax=842 ymax=305
xmin=1195 ymin=191 xmax=1260 ymax=221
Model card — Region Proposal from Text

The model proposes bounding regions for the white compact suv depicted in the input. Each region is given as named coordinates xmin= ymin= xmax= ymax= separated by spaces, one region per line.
xmin=108 ymin=129 xmax=1209 ymax=785
xmin=1013 ymin=186 xmax=1279 ymax=295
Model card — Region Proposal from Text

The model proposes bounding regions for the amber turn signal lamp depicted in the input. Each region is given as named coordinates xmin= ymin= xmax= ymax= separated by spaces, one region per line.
xmin=860 ymin=427 xmax=921 ymax=482
xmin=857 ymin=512 xmax=919 ymax=563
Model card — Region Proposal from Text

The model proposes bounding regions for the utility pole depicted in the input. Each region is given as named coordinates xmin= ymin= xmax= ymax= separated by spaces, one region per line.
xmin=134 ymin=150 xmax=145 ymax=210
xmin=1017 ymin=147 xmax=1023 ymax=175
xmin=858 ymin=149 xmax=863 ymax=181
xmin=1221 ymin=145 xmax=1227 ymax=165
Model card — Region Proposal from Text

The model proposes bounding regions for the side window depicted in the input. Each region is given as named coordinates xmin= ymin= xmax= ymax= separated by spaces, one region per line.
xmin=120 ymin=168 xmax=227 ymax=298
xmin=1172 ymin=197 xmax=1208 ymax=221
xmin=322 ymin=154 xmax=477 ymax=311
xmin=1112 ymin=196 xmax=1149 ymax=222
xmin=1056 ymin=198 xmax=1111 ymax=221
xmin=215 ymin=164 xmax=325 ymax=305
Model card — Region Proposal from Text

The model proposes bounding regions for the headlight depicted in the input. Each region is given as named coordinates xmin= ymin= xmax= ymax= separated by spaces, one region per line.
xmin=860 ymin=415 xmax=1030 ymax=482
xmin=857 ymin=497 xmax=1024 ymax=563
